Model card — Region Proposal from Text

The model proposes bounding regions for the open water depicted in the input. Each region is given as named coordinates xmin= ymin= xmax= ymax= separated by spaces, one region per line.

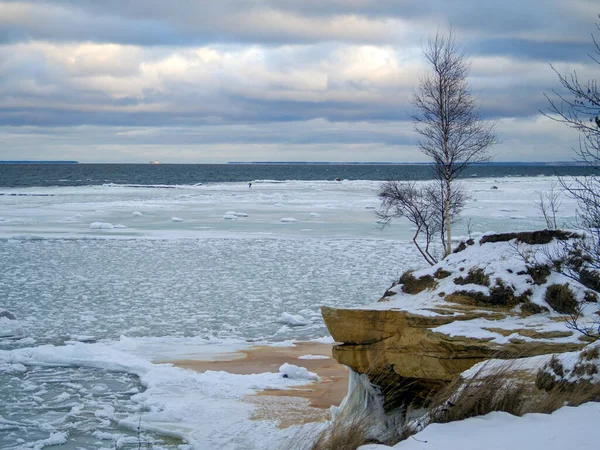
xmin=0 ymin=163 xmax=592 ymax=188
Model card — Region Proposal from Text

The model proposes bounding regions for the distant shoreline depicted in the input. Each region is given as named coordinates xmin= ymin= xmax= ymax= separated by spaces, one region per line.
xmin=227 ymin=161 xmax=588 ymax=166
xmin=0 ymin=161 xmax=79 ymax=164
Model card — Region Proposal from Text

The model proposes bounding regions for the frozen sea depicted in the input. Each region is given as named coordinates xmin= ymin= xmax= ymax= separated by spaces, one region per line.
xmin=0 ymin=175 xmax=579 ymax=449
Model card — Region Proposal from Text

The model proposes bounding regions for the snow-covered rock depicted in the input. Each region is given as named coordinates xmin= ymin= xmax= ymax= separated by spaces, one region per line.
xmin=323 ymin=230 xmax=598 ymax=407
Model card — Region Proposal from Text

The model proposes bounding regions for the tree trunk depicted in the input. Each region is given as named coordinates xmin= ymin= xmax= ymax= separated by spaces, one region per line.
xmin=444 ymin=171 xmax=452 ymax=257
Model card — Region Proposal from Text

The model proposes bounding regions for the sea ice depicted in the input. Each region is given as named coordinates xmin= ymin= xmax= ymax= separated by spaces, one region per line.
xmin=132 ymin=211 xmax=143 ymax=217
xmin=89 ymin=222 xmax=114 ymax=229
xmin=0 ymin=317 xmax=25 ymax=338
xmin=298 ymin=355 xmax=330 ymax=360
xmin=279 ymin=363 xmax=319 ymax=380
xmin=281 ymin=217 xmax=298 ymax=223
xmin=172 ymin=217 xmax=184 ymax=222
xmin=0 ymin=363 xmax=27 ymax=373
xmin=278 ymin=312 xmax=311 ymax=326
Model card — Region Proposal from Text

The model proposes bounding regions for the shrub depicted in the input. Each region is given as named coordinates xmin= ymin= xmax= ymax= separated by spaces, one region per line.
xmin=399 ymin=271 xmax=436 ymax=294
xmin=450 ymin=280 xmax=531 ymax=308
xmin=434 ymin=268 xmax=451 ymax=279
xmin=526 ymin=264 xmax=551 ymax=285
xmin=479 ymin=230 xmax=577 ymax=245
xmin=521 ymin=301 xmax=549 ymax=315
xmin=453 ymin=267 xmax=490 ymax=287
xmin=545 ymin=284 xmax=578 ymax=315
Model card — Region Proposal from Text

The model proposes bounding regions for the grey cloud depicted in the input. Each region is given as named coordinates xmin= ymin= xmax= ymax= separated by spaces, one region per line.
xmin=1 ymin=0 xmax=595 ymax=53
xmin=468 ymin=38 xmax=594 ymax=63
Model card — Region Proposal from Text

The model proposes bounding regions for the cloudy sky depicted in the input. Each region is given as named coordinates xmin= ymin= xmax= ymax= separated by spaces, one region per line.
xmin=0 ymin=0 xmax=598 ymax=163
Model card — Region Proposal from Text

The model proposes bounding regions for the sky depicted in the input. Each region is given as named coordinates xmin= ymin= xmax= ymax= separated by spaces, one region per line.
xmin=0 ymin=0 xmax=598 ymax=163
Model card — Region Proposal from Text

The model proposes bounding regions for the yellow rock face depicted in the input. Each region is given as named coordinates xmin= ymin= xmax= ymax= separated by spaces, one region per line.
xmin=321 ymin=306 xmax=584 ymax=383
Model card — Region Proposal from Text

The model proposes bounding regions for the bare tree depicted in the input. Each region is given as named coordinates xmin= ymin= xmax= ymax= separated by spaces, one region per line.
xmin=543 ymin=17 xmax=600 ymax=340
xmin=544 ymin=19 xmax=600 ymax=273
xmin=377 ymin=180 xmax=467 ymax=265
xmin=535 ymin=182 xmax=563 ymax=230
xmin=412 ymin=29 xmax=498 ymax=257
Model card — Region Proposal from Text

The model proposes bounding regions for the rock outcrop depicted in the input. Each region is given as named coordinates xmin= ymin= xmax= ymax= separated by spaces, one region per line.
xmin=322 ymin=231 xmax=599 ymax=407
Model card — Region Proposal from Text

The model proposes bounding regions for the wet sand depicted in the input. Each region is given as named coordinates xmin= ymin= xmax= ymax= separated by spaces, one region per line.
xmin=170 ymin=342 xmax=349 ymax=428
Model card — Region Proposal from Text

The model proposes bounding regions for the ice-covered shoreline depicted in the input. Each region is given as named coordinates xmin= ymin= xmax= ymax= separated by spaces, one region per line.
xmin=0 ymin=175 xmax=585 ymax=448
xmin=0 ymin=338 xmax=333 ymax=449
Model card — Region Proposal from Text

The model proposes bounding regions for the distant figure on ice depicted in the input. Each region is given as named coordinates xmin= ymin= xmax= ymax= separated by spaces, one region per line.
xmin=248 ymin=182 xmax=252 ymax=188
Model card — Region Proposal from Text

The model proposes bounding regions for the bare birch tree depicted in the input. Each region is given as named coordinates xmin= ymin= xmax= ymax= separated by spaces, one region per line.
xmin=412 ymin=29 xmax=498 ymax=257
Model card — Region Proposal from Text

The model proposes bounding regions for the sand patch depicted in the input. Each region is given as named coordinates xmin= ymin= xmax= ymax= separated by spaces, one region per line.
xmin=170 ymin=342 xmax=349 ymax=428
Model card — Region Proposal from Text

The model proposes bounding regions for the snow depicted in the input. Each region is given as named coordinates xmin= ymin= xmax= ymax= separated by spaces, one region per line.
xmin=360 ymin=402 xmax=600 ymax=450
xmin=277 ymin=312 xmax=311 ymax=326
xmin=298 ymin=354 xmax=330 ymax=360
xmin=279 ymin=363 xmax=320 ymax=381
xmin=89 ymin=222 xmax=114 ymax=229
xmin=361 ymin=233 xmax=597 ymax=345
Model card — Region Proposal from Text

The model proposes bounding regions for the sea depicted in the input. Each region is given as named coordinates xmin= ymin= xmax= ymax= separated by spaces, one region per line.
xmin=0 ymin=164 xmax=587 ymax=449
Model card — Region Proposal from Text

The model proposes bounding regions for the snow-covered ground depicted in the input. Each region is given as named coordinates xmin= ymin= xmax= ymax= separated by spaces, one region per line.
xmin=0 ymin=178 xmax=582 ymax=449
xmin=359 ymin=402 xmax=600 ymax=450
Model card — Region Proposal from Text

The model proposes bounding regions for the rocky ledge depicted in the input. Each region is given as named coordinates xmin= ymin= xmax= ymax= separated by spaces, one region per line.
xmin=322 ymin=230 xmax=599 ymax=406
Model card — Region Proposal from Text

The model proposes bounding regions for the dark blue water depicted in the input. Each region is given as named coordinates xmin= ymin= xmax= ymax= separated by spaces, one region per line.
xmin=0 ymin=163 xmax=592 ymax=188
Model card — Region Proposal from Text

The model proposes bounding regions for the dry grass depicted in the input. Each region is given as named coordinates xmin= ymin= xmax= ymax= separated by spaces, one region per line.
xmin=545 ymin=283 xmax=578 ymax=314
xmin=400 ymin=357 xmax=600 ymax=442
xmin=425 ymin=369 xmax=527 ymax=425
xmin=308 ymin=413 xmax=375 ymax=450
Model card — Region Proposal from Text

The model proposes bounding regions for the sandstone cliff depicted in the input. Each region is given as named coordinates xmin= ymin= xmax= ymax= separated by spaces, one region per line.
xmin=322 ymin=231 xmax=599 ymax=407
